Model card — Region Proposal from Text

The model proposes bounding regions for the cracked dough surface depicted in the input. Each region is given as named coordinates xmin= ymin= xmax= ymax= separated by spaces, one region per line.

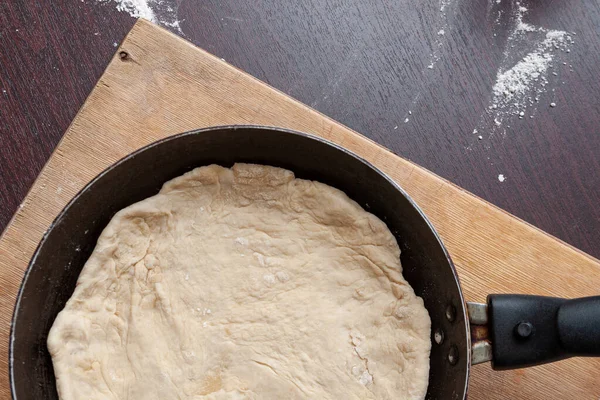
xmin=48 ymin=164 xmax=431 ymax=400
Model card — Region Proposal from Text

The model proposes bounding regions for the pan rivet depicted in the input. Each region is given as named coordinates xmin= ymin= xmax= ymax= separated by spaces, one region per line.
xmin=434 ymin=328 xmax=444 ymax=344
xmin=448 ymin=345 xmax=459 ymax=365
xmin=445 ymin=304 xmax=456 ymax=322
xmin=515 ymin=322 xmax=534 ymax=338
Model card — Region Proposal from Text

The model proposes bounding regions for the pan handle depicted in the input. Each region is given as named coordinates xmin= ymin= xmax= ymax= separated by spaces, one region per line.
xmin=467 ymin=295 xmax=600 ymax=370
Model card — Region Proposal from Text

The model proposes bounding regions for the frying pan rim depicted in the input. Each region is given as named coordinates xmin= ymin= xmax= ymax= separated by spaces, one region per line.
xmin=9 ymin=124 xmax=470 ymax=399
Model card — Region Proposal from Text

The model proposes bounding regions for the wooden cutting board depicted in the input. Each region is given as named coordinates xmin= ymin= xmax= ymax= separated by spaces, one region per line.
xmin=0 ymin=19 xmax=598 ymax=399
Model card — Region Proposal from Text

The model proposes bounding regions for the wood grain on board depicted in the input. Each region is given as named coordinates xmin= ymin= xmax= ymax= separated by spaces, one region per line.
xmin=0 ymin=20 xmax=598 ymax=399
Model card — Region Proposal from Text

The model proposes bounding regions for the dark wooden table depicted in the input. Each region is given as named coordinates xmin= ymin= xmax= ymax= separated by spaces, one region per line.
xmin=1 ymin=0 xmax=598 ymax=258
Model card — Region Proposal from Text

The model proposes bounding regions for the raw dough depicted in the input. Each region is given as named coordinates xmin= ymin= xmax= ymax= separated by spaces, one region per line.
xmin=48 ymin=164 xmax=431 ymax=400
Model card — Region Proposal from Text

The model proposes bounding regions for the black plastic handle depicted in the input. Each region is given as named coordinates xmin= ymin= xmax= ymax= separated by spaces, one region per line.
xmin=488 ymin=294 xmax=600 ymax=370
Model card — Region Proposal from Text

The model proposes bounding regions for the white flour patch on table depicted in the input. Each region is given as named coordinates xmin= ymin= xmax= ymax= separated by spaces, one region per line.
xmin=473 ymin=2 xmax=573 ymax=142
xmin=490 ymin=11 xmax=572 ymax=123
xmin=99 ymin=0 xmax=182 ymax=33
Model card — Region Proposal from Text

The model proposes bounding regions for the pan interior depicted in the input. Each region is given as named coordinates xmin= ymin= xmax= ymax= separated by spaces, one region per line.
xmin=10 ymin=126 xmax=469 ymax=400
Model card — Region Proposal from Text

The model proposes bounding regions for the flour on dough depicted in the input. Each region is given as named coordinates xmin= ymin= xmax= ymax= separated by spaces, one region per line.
xmin=48 ymin=164 xmax=431 ymax=400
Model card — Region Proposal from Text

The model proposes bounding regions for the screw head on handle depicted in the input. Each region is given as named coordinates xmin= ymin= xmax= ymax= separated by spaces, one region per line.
xmin=515 ymin=322 xmax=534 ymax=338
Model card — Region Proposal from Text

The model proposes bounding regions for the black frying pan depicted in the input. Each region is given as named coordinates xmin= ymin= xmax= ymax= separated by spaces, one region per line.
xmin=10 ymin=126 xmax=600 ymax=399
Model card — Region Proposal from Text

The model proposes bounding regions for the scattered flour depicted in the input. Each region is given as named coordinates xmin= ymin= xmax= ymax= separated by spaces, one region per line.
xmin=112 ymin=0 xmax=154 ymax=20
xmin=439 ymin=0 xmax=452 ymax=12
xmin=492 ymin=52 xmax=552 ymax=106
xmin=275 ymin=271 xmax=289 ymax=282
xmin=263 ymin=274 xmax=277 ymax=285
xmin=359 ymin=370 xmax=374 ymax=386
xmin=100 ymin=0 xmax=182 ymax=32
xmin=474 ymin=2 xmax=573 ymax=141
xmin=349 ymin=330 xmax=373 ymax=386
xmin=490 ymin=4 xmax=573 ymax=119
xmin=235 ymin=237 xmax=249 ymax=246
xmin=426 ymin=0 xmax=456 ymax=70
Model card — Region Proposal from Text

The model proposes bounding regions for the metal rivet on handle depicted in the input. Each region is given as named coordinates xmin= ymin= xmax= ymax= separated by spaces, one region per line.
xmin=515 ymin=321 xmax=534 ymax=338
